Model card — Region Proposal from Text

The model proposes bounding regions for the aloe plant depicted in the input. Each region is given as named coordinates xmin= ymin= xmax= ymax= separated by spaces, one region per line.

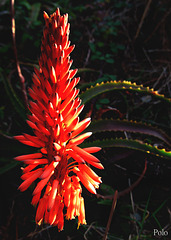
xmin=79 ymin=80 xmax=171 ymax=160
xmin=3 ymin=79 xmax=169 ymax=159
xmin=80 ymin=80 xmax=171 ymax=104
xmin=81 ymin=119 xmax=171 ymax=159
xmin=1 ymin=76 xmax=171 ymax=176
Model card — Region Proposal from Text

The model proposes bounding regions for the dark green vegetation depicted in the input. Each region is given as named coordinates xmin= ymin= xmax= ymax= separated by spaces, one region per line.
xmin=0 ymin=0 xmax=171 ymax=239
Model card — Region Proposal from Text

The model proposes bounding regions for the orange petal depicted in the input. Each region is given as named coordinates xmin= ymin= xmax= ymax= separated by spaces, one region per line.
xmin=67 ymin=149 xmax=85 ymax=164
xmin=66 ymin=117 xmax=79 ymax=133
xmin=48 ymin=101 xmax=56 ymax=118
xmin=47 ymin=179 xmax=59 ymax=211
xmin=63 ymin=178 xmax=71 ymax=207
xmin=33 ymin=174 xmax=52 ymax=196
xmin=73 ymin=168 xmax=96 ymax=194
xmin=22 ymin=164 xmax=38 ymax=173
xmin=78 ymin=197 xmax=86 ymax=226
xmin=71 ymin=145 xmax=100 ymax=163
xmin=66 ymin=105 xmax=84 ymax=127
xmin=24 ymin=134 xmax=45 ymax=147
xmin=14 ymin=153 xmax=43 ymax=161
xmin=53 ymin=142 xmax=61 ymax=151
xmin=57 ymin=213 xmax=64 ymax=231
xmin=50 ymin=66 xmax=57 ymax=83
xmin=40 ymin=161 xmax=58 ymax=179
xmin=23 ymin=159 xmax=48 ymax=165
xmin=68 ymin=69 xmax=78 ymax=79
xmin=26 ymin=120 xmax=39 ymax=130
xmin=35 ymin=122 xmax=50 ymax=136
xmin=18 ymin=169 xmax=43 ymax=192
xmin=31 ymin=191 xmax=41 ymax=206
xmin=52 ymin=93 xmax=60 ymax=108
xmin=44 ymin=112 xmax=54 ymax=127
xmin=83 ymin=147 xmax=101 ymax=153
xmin=69 ymin=132 xmax=92 ymax=146
xmin=60 ymin=88 xmax=77 ymax=111
xmin=35 ymin=197 xmax=47 ymax=225
xmin=87 ymin=161 xmax=104 ymax=170
xmin=72 ymin=118 xmax=91 ymax=138
xmin=79 ymin=164 xmax=102 ymax=183
xmin=64 ymin=45 xmax=75 ymax=59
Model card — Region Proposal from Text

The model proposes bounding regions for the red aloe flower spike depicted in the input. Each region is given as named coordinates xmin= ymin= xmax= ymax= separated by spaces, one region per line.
xmin=14 ymin=8 xmax=103 ymax=230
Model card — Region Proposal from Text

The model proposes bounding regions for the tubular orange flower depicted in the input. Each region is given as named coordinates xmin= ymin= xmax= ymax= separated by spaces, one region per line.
xmin=14 ymin=8 xmax=103 ymax=231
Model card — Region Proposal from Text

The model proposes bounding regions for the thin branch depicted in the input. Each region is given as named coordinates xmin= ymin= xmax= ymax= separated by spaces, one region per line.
xmin=145 ymin=8 xmax=171 ymax=43
xmin=96 ymin=160 xmax=147 ymax=200
xmin=84 ymin=222 xmax=96 ymax=240
xmin=11 ymin=0 xmax=28 ymax=109
xmin=135 ymin=0 xmax=152 ymax=39
xmin=119 ymin=159 xmax=147 ymax=198
xmin=0 ymin=131 xmax=14 ymax=140
xmin=18 ymin=225 xmax=53 ymax=240
xmin=96 ymin=160 xmax=147 ymax=239
xmin=103 ymin=190 xmax=118 ymax=240
xmin=129 ymin=178 xmax=139 ymax=237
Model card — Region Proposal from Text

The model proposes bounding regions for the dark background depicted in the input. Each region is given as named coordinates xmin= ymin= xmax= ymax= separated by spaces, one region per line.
xmin=0 ymin=0 xmax=171 ymax=239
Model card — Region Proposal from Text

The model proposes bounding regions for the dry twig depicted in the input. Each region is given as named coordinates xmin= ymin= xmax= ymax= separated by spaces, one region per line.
xmin=135 ymin=0 xmax=152 ymax=39
xmin=145 ymin=8 xmax=171 ymax=43
xmin=96 ymin=160 xmax=147 ymax=239
xmin=103 ymin=190 xmax=118 ymax=240
xmin=11 ymin=0 xmax=28 ymax=109
xmin=96 ymin=160 xmax=147 ymax=200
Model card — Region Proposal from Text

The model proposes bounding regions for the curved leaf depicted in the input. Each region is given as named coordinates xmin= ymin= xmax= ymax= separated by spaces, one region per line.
xmin=80 ymin=138 xmax=171 ymax=160
xmin=0 ymin=160 xmax=20 ymax=175
xmin=1 ymin=73 xmax=26 ymax=120
xmin=80 ymin=80 xmax=171 ymax=104
xmin=86 ymin=119 xmax=171 ymax=146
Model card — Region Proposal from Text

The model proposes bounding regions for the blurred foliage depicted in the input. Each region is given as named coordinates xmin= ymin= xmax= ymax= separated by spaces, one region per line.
xmin=0 ymin=0 xmax=171 ymax=239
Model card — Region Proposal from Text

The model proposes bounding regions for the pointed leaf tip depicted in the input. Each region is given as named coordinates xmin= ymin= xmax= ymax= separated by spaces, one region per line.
xmin=43 ymin=11 xmax=49 ymax=20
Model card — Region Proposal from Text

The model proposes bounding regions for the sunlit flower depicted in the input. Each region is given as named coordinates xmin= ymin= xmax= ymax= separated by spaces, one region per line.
xmin=14 ymin=8 xmax=103 ymax=231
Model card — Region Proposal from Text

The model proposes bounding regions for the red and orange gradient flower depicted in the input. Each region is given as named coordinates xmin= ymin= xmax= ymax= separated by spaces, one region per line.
xmin=14 ymin=8 xmax=103 ymax=231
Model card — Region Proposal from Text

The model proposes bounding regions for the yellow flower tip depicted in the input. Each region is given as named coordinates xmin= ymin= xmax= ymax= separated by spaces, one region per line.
xmin=58 ymin=228 xmax=63 ymax=232
xmin=37 ymin=219 xmax=43 ymax=226
xmin=43 ymin=11 xmax=49 ymax=20
xmin=77 ymin=223 xmax=80 ymax=230
xmin=77 ymin=220 xmax=87 ymax=229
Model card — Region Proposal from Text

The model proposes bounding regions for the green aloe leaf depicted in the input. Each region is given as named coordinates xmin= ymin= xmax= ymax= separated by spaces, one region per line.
xmin=1 ymin=73 xmax=26 ymax=120
xmin=29 ymin=3 xmax=41 ymax=25
xmin=80 ymin=80 xmax=171 ymax=104
xmin=0 ymin=159 xmax=20 ymax=175
xmin=86 ymin=119 xmax=171 ymax=146
xmin=80 ymin=138 xmax=171 ymax=160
